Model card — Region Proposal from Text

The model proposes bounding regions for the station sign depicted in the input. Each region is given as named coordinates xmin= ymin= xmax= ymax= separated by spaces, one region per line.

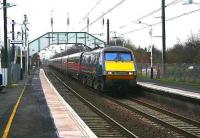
xmin=10 ymin=40 xmax=23 ymax=44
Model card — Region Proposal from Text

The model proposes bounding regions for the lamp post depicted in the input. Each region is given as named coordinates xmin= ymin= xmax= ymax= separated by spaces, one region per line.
xmin=87 ymin=17 xmax=89 ymax=33
xmin=15 ymin=31 xmax=23 ymax=80
xmin=107 ymin=19 xmax=110 ymax=46
xmin=138 ymin=21 xmax=153 ymax=79
xmin=50 ymin=10 xmax=54 ymax=43
xmin=1 ymin=0 xmax=16 ymax=85
xmin=23 ymin=14 xmax=29 ymax=74
xmin=160 ymin=0 xmax=194 ymax=78
xmin=11 ymin=20 xmax=15 ymax=62
xmin=67 ymin=13 xmax=70 ymax=27
xmin=14 ymin=22 xmax=25 ymax=73
xmin=1 ymin=1 xmax=16 ymax=66
xmin=162 ymin=0 xmax=166 ymax=78
xmin=3 ymin=0 xmax=8 ymax=71
xmin=149 ymin=28 xmax=153 ymax=79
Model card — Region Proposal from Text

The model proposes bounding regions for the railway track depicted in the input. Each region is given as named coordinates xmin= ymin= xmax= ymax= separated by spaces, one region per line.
xmin=46 ymin=67 xmax=200 ymax=137
xmin=107 ymin=96 xmax=200 ymax=138
xmin=45 ymin=69 xmax=138 ymax=138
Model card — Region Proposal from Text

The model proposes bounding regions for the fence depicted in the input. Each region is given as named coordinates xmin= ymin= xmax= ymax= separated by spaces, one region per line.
xmin=137 ymin=63 xmax=200 ymax=85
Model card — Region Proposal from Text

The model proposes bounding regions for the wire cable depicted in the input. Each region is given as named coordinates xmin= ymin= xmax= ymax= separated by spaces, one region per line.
xmin=119 ymin=0 xmax=182 ymax=29
xmin=79 ymin=0 xmax=102 ymax=24
xmin=85 ymin=0 xmax=102 ymax=18
xmin=80 ymin=0 xmax=126 ymax=32
xmin=122 ymin=7 xmax=200 ymax=35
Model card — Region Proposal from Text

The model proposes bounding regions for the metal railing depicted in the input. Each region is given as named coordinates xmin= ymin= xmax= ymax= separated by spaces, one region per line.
xmin=137 ymin=63 xmax=200 ymax=85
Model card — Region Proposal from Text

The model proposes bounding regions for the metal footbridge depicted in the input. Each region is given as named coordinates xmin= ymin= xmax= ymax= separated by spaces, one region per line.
xmin=28 ymin=32 xmax=106 ymax=56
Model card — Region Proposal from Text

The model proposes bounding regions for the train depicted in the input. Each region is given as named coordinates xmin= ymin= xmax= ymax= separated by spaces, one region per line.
xmin=48 ymin=46 xmax=137 ymax=91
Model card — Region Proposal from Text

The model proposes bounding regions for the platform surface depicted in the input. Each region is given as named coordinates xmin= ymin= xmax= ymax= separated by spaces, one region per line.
xmin=0 ymin=69 xmax=96 ymax=138
xmin=40 ymin=69 xmax=97 ymax=138
xmin=137 ymin=81 xmax=200 ymax=100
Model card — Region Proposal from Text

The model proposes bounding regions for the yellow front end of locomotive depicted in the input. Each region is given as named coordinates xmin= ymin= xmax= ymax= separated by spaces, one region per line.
xmin=105 ymin=61 xmax=135 ymax=71
xmin=105 ymin=61 xmax=136 ymax=80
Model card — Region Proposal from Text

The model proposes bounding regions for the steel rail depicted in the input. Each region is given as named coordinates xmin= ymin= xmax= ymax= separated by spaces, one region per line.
xmin=131 ymin=98 xmax=200 ymax=128
xmin=102 ymin=95 xmax=200 ymax=138
xmin=47 ymin=70 xmax=138 ymax=138
xmin=46 ymin=67 xmax=200 ymax=137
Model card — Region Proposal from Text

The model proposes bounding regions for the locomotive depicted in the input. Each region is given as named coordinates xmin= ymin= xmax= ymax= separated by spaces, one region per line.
xmin=49 ymin=46 xmax=137 ymax=91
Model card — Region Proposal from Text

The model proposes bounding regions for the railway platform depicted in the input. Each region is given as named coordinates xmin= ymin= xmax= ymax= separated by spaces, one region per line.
xmin=0 ymin=69 xmax=96 ymax=138
xmin=137 ymin=81 xmax=200 ymax=100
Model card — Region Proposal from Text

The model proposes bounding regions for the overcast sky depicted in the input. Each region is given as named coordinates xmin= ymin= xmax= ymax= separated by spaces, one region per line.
xmin=0 ymin=0 xmax=200 ymax=50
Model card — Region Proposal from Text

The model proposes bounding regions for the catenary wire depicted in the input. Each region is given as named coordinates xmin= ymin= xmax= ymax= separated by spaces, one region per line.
xmin=119 ymin=0 xmax=182 ymax=29
xmin=79 ymin=0 xmax=102 ymax=24
xmin=80 ymin=0 xmax=126 ymax=32
xmin=121 ymin=8 xmax=200 ymax=35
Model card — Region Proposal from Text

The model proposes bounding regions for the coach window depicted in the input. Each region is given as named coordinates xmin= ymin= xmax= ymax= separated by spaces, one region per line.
xmin=88 ymin=56 xmax=91 ymax=64
xmin=81 ymin=55 xmax=85 ymax=65
xmin=83 ymin=56 xmax=87 ymax=65
xmin=91 ymin=54 xmax=95 ymax=65
xmin=86 ymin=55 xmax=91 ymax=64
xmin=93 ymin=54 xmax=97 ymax=65
xmin=75 ymin=57 xmax=78 ymax=63
xmin=99 ymin=53 xmax=102 ymax=65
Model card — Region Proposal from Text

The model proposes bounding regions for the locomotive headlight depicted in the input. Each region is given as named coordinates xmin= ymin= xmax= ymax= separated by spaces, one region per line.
xmin=107 ymin=71 xmax=112 ymax=75
xmin=128 ymin=72 xmax=133 ymax=75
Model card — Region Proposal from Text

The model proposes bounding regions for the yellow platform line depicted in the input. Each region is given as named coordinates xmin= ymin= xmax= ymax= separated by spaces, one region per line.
xmin=2 ymin=84 xmax=27 ymax=138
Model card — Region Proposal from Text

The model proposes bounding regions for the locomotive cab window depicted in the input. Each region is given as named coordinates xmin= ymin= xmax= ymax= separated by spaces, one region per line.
xmin=104 ymin=52 xmax=132 ymax=61
xmin=119 ymin=53 xmax=132 ymax=61
xmin=105 ymin=53 xmax=118 ymax=61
